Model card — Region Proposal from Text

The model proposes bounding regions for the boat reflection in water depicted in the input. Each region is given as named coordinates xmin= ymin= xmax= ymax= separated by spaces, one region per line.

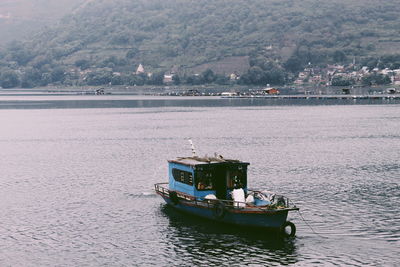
xmin=159 ymin=204 xmax=299 ymax=266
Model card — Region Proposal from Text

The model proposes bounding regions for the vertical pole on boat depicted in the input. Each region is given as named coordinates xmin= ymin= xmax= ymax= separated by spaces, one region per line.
xmin=188 ymin=139 xmax=197 ymax=157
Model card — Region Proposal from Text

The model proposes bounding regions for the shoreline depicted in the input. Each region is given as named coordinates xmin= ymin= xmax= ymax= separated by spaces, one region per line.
xmin=0 ymin=84 xmax=398 ymax=94
xmin=0 ymin=85 xmax=399 ymax=103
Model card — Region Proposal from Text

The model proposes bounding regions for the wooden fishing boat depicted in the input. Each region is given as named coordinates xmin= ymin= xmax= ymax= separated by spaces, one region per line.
xmin=155 ymin=153 xmax=299 ymax=237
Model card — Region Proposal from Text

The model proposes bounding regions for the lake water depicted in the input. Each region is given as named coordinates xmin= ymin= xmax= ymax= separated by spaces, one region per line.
xmin=0 ymin=95 xmax=399 ymax=266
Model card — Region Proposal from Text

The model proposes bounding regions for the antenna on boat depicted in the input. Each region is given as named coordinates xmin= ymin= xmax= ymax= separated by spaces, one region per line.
xmin=188 ymin=139 xmax=197 ymax=157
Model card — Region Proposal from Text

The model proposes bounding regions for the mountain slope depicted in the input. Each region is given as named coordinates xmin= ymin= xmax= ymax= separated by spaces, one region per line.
xmin=1 ymin=0 xmax=400 ymax=87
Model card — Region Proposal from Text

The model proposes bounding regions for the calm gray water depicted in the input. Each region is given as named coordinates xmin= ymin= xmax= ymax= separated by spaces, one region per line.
xmin=0 ymin=95 xmax=399 ymax=266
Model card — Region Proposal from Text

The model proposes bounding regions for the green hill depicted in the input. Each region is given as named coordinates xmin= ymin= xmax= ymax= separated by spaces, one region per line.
xmin=1 ymin=0 xmax=400 ymax=88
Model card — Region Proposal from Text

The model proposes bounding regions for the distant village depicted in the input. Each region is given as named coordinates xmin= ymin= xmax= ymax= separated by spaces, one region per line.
xmin=292 ymin=63 xmax=400 ymax=87
xmin=62 ymin=61 xmax=400 ymax=95
xmin=2 ymin=57 xmax=400 ymax=91
xmin=84 ymin=62 xmax=400 ymax=86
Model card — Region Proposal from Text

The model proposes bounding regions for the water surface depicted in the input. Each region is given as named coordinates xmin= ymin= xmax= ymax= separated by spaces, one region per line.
xmin=0 ymin=95 xmax=398 ymax=266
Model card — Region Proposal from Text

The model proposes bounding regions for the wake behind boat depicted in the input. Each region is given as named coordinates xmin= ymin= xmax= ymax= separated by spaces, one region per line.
xmin=155 ymin=149 xmax=299 ymax=237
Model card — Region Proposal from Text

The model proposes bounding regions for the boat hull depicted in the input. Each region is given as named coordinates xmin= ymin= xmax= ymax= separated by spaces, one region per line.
xmin=159 ymin=193 xmax=289 ymax=229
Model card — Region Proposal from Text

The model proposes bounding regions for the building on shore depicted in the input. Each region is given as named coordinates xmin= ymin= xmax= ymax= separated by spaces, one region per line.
xmin=136 ymin=64 xmax=145 ymax=75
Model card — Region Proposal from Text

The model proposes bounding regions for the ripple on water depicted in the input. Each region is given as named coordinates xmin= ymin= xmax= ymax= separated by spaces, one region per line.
xmin=0 ymin=103 xmax=399 ymax=266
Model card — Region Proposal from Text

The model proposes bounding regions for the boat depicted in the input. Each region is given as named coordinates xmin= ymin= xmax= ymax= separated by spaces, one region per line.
xmin=154 ymin=148 xmax=299 ymax=237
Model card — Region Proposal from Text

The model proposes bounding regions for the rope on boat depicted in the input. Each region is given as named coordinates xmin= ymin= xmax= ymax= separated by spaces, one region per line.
xmin=297 ymin=209 xmax=325 ymax=238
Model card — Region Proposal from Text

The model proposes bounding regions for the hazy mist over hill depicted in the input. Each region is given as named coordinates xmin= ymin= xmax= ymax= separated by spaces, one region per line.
xmin=0 ymin=0 xmax=85 ymax=45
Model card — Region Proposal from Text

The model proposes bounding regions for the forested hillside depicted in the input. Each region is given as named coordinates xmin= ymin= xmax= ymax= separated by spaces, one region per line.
xmin=1 ymin=0 xmax=400 ymax=88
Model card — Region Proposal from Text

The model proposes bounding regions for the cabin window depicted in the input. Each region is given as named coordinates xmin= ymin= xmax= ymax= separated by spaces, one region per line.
xmin=172 ymin=168 xmax=193 ymax=186
xmin=227 ymin=170 xmax=246 ymax=189
xmin=196 ymin=171 xmax=214 ymax=190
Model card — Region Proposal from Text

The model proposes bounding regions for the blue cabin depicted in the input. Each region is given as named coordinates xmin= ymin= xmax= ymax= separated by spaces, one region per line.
xmin=168 ymin=157 xmax=249 ymax=200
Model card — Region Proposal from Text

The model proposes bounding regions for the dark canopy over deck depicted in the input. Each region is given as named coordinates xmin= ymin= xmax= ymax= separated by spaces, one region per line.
xmin=168 ymin=156 xmax=249 ymax=167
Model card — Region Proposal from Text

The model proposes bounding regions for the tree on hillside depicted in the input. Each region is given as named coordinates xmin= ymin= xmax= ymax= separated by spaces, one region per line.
xmin=333 ymin=50 xmax=347 ymax=63
xmin=21 ymin=68 xmax=42 ymax=88
xmin=240 ymin=65 xmax=285 ymax=85
xmin=126 ymin=48 xmax=139 ymax=59
xmin=75 ymin=59 xmax=91 ymax=70
xmin=40 ymin=72 xmax=52 ymax=86
xmin=185 ymin=74 xmax=203 ymax=85
xmin=172 ymin=74 xmax=181 ymax=85
xmin=361 ymin=73 xmax=391 ymax=86
xmin=124 ymin=73 xmax=147 ymax=86
xmin=147 ymin=72 xmax=164 ymax=85
xmin=51 ymin=67 xmax=66 ymax=83
xmin=0 ymin=70 xmax=20 ymax=88
xmin=7 ymin=41 xmax=34 ymax=66
xmin=201 ymin=69 xmax=216 ymax=83
xmin=110 ymin=75 xmax=124 ymax=85
xmin=85 ymin=70 xmax=113 ymax=86
xmin=331 ymin=75 xmax=354 ymax=86
xmin=214 ymin=74 xmax=229 ymax=85
xmin=284 ymin=56 xmax=304 ymax=73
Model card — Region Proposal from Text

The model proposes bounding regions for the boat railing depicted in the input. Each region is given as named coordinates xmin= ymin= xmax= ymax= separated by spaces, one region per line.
xmin=154 ymin=183 xmax=298 ymax=211
xmin=247 ymin=189 xmax=298 ymax=210
xmin=154 ymin=182 xmax=169 ymax=195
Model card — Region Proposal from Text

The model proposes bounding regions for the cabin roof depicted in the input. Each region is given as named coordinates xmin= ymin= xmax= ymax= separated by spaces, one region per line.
xmin=168 ymin=156 xmax=249 ymax=167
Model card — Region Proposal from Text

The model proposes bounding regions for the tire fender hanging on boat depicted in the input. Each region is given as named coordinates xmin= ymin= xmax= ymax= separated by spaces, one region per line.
xmin=169 ymin=191 xmax=179 ymax=205
xmin=280 ymin=221 xmax=296 ymax=237
xmin=213 ymin=201 xmax=226 ymax=219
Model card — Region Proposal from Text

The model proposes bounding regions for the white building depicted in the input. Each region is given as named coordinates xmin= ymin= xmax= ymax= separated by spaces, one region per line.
xmin=136 ymin=64 xmax=145 ymax=74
